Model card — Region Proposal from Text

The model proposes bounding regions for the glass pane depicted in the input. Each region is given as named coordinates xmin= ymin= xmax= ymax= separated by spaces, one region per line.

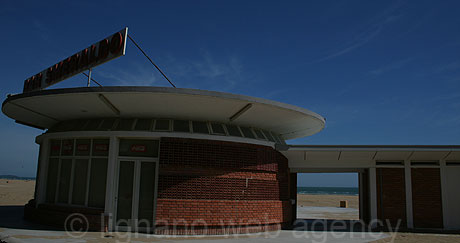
xmin=50 ymin=140 xmax=61 ymax=156
xmin=226 ymin=125 xmax=242 ymax=137
xmin=272 ymin=133 xmax=284 ymax=144
xmin=263 ymin=130 xmax=276 ymax=142
xmin=210 ymin=123 xmax=226 ymax=135
xmin=72 ymin=159 xmax=88 ymax=205
xmin=138 ymin=162 xmax=156 ymax=228
xmin=119 ymin=139 xmax=159 ymax=158
xmin=240 ymin=127 xmax=255 ymax=139
xmin=75 ymin=119 xmax=89 ymax=131
xmin=48 ymin=122 xmax=65 ymax=133
xmin=253 ymin=129 xmax=266 ymax=140
xmin=154 ymin=119 xmax=170 ymax=131
xmin=173 ymin=120 xmax=190 ymax=132
xmin=75 ymin=139 xmax=91 ymax=156
xmin=134 ymin=119 xmax=152 ymax=131
xmin=88 ymin=158 xmax=108 ymax=208
xmin=98 ymin=118 xmax=116 ymax=131
xmin=116 ymin=161 xmax=134 ymax=226
xmin=115 ymin=119 xmax=135 ymax=131
xmin=58 ymin=120 xmax=79 ymax=131
xmin=45 ymin=158 xmax=59 ymax=203
xmin=85 ymin=119 xmax=102 ymax=130
xmin=192 ymin=121 xmax=209 ymax=134
xmin=92 ymin=139 xmax=109 ymax=156
xmin=57 ymin=159 xmax=72 ymax=203
xmin=61 ymin=139 xmax=74 ymax=156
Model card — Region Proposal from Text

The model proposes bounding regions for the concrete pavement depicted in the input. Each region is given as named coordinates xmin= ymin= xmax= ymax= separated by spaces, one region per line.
xmin=0 ymin=206 xmax=391 ymax=243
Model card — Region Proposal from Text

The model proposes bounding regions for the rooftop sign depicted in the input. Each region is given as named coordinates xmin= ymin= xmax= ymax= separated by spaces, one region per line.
xmin=23 ymin=27 xmax=128 ymax=93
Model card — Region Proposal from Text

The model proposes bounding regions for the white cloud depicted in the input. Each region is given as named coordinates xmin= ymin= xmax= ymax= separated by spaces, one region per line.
xmin=96 ymin=63 xmax=160 ymax=86
xmin=369 ymin=58 xmax=413 ymax=75
xmin=309 ymin=2 xmax=404 ymax=64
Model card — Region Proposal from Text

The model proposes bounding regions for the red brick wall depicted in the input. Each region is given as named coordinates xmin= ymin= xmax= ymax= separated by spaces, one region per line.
xmin=376 ymin=168 xmax=407 ymax=228
xmin=411 ymin=168 xmax=443 ymax=229
xmin=155 ymin=199 xmax=291 ymax=226
xmin=156 ymin=138 xmax=290 ymax=233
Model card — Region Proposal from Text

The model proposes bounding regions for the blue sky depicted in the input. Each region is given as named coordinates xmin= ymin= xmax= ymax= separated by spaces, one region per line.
xmin=1 ymin=1 xmax=459 ymax=186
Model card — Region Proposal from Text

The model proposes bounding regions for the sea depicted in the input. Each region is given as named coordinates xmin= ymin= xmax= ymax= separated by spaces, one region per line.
xmin=297 ymin=187 xmax=359 ymax=196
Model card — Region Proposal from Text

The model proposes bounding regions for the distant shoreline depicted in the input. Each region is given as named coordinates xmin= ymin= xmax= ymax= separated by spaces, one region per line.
xmin=0 ymin=176 xmax=35 ymax=180
xmin=297 ymin=186 xmax=358 ymax=196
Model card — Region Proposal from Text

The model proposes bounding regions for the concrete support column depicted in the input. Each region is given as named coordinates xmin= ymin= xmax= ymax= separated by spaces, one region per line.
xmin=404 ymin=159 xmax=413 ymax=229
xmin=369 ymin=167 xmax=378 ymax=228
xmin=36 ymin=138 xmax=50 ymax=206
xmin=440 ymin=159 xmax=449 ymax=229
xmin=104 ymin=136 xmax=118 ymax=231
xmin=359 ymin=172 xmax=364 ymax=220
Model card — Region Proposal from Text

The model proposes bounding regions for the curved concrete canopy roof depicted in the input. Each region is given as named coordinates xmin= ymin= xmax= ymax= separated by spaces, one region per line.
xmin=2 ymin=86 xmax=325 ymax=140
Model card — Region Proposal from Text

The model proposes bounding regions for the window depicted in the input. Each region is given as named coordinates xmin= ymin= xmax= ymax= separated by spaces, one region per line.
xmin=192 ymin=121 xmax=209 ymax=134
xmin=75 ymin=139 xmax=90 ymax=156
xmin=210 ymin=123 xmax=226 ymax=135
xmin=173 ymin=120 xmax=190 ymax=132
xmin=119 ymin=139 xmax=159 ymax=158
xmin=240 ymin=127 xmax=255 ymax=139
xmin=114 ymin=119 xmax=135 ymax=131
xmin=75 ymin=120 xmax=89 ymax=131
xmin=99 ymin=119 xmax=116 ymax=131
xmin=226 ymin=125 xmax=243 ymax=137
xmin=88 ymin=158 xmax=108 ymax=207
xmin=45 ymin=158 xmax=59 ymax=203
xmin=45 ymin=138 xmax=109 ymax=208
xmin=72 ymin=159 xmax=88 ymax=205
xmin=154 ymin=119 xmax=170 ymax=131
xmin=271 ymin=133 xmax=284 ymax=144
xmin=85 ymin=119 xmax=103 ymax=130
xmin=262 ymin=130 xmax=275 ymax=142
xmin=57 ymin=159 xmax=72 ymax=203
xmin=55 ymin=120 xmax=80 ymax=132
xmin=134 ymin=119 xmax=152 ymax=131
xmin=253 ymin=129 xmax=266 ymax=140
xmin=46 ymin=118 xmax=282 ymax=143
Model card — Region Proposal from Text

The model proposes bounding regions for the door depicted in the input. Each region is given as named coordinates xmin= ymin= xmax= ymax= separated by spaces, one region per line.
xmin=114 ymin=159 xmax=158 ymax=232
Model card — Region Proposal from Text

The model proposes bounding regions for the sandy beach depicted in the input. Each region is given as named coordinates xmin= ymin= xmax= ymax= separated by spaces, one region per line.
xmin=0 ymin=179 xmax=35 ymax=206
xmin=297 ymin=194 xmax=359 ymax=220
xmin=297 ymin=194 xmax=359 ymax=208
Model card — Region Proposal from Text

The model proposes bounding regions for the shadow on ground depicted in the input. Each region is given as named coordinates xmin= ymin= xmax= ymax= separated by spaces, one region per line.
xmin=0 ymin=206 xmax=63 ymax=231
xmin=290 ymin=219 xmax=372 ymax=232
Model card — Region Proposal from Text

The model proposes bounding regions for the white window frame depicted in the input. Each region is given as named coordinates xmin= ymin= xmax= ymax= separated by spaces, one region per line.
xmin=46 ymin=138 xmax=110 ymax=208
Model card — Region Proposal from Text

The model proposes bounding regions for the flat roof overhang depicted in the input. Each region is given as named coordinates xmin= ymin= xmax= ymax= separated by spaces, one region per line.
xmin=283 ymin=145 xmax=460 ymax=172
xmin=2 ymin=86 xmax=325 ymax=140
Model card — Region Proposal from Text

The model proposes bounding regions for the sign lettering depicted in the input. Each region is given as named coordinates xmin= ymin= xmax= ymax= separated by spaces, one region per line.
xmin=23 ymin=27 xmax=128 ymax=93
xmin=94 ymin=144 xmax=108 ymax=152
xmin=130 ymin=144 xmax=146 ymax=153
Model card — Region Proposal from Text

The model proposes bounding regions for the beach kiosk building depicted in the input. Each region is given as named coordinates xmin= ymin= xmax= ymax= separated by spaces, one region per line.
xmin=3 ymin=86 xmax=460 ymax=234
xmin=3 ymin=28 xmax=460 ymax=234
